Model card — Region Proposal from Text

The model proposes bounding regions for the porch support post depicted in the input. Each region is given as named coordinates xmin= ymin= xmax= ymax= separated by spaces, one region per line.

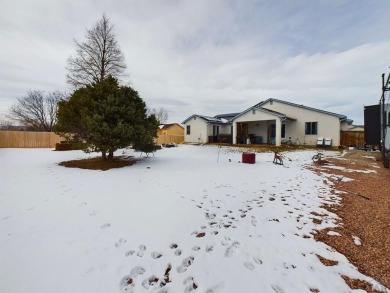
xmin=275 ymin=119 xmax=282 ymax=146
xmin=232 ymin=122 xmax=237 ymax=144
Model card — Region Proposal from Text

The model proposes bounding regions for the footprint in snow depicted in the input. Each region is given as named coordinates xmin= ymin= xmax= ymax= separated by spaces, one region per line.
xmin=183 ymin=276 xmax=198 ymax=292
xmin=115 ymin=238 xmax=127 ymax=247
xmin=251 ymin=216 xmax=258 ymax=227
xmin=205 ymin=245 xmax=214 ymax=253
xmin=169 ymin=243 xmax=178 ymax=249
xmin=177 ymin=256 xmax=195 ymax=273
xmin=137 ymin=244 xmax=146 ymax=257
xmin=221 ymin=240 xmax=229 ymax=246
xmin=151 ymin=252 xmax=163 ymax=259
xmin=89 ymin=211 xmax=97 ymax=216
xmin=244 ymin=262 xmax=255 ymax=270
xmin=142 ymin=275 xmax=159 ymax=289
xmin=100 ymin=223 xmax=111 ymax=229
xmin=253 ymin=257 xmax=263 ymax=265
xmin=119 ymin=266 xmax=146 ymax=290
xmin=225 ymin=241 xmax=240 ymax=257
xmin=271 ymin=284 xmax=285 ymax=293
xmin=205 ymin=212 xmax=216 ymax=220
xmin=174 ymin=249 xmax=182 ymax=256
xmin=79 ymin=202 xmax=87 ymax=207
xmin=192 ymin=246 xmax=201 ymax=251
xmin=125 ymin=250 xmax=135 ymax=257
xmin=205 ymin=283 xmax=225 ymax=293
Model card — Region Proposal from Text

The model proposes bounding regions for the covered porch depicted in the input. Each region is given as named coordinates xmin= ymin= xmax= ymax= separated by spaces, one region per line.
xmin=233 ymin=119 xmax=296 ymax=146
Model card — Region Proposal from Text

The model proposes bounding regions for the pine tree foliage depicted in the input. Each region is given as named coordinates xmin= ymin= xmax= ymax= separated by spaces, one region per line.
xmin=55 ymin=76 xmax=158 ymax=160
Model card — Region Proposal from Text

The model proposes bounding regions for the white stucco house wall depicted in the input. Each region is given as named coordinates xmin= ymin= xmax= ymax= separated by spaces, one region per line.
xmin=182 ymin=113 xmax=237 ymax=144
xmin=182 ymin=98 xmax=351 ymax=147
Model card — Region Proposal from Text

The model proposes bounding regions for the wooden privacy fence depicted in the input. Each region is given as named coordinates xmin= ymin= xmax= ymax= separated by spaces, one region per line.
xmin=154 ymin=135 xmax=184 ymax=145
xmin=341 ymin=131 xmax=365 ymax=148
xmin=1 ymin=131 xmax=184 ymax=148
xmin=0 ymin=131 xmax=62 ymax=148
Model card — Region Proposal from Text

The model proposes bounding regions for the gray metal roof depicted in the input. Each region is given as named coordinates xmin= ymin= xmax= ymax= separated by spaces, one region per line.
xmin=257 ymin=98 xmax=348 ymax=120
xmin=182 ymin=98 xmax=348 ymax=125
xmin=182 ymin=114 xmax=232 ymax=124
xmin=230 ymin=105 xmax=296 ymax=121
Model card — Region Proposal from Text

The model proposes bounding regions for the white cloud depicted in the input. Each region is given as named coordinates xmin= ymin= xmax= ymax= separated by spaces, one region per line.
xmin=1 ymin=0 xmax=389 ymax=125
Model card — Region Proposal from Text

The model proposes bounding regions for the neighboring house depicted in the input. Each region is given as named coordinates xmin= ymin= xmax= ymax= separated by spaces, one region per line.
xmin=157 ymin=123 xmax=184 ymax=136
xmin=182 ymin=113 xmax=238 ymax=144
xmin=183 ymin=98 xmax=351 ymax=147
xmin=155 ymin=123 xmax=185 ymax=145
xmin=340 ymin=123 xmax=365 ymax=148
xmin=341 ymin=123 xmax=364 ymax=132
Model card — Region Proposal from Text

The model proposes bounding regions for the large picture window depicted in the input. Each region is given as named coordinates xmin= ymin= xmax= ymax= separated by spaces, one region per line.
xmin=186 ymin=125 xmax=190 ymax=135
xmin=305 ymin=122 xmax=318 ymax=135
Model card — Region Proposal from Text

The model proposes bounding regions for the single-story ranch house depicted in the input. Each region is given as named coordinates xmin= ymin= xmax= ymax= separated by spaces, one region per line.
xmin=182 ymin=98 xmax=353 ymax=147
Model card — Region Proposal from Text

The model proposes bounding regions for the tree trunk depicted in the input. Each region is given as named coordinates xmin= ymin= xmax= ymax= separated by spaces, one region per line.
xmin=101 ymin=151 xmax=107 ymax=161
xmin=108 ymin=151 xmax=114 ymax=161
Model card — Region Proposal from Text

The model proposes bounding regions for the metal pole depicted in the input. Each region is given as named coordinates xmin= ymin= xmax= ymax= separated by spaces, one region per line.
xmin=381 ymin=72 xmax=390 ymax=166
xmin=381 ymin=74 xmax=385 ymax=163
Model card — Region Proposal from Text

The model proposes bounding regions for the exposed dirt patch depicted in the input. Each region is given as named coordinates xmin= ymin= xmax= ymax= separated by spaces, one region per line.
xmin=309 ymin=150 xmax=390 ymax=291
xmin=341 ymin=275 xmax=384 ymax=293
xmin=58 ymin=156 xmax=136 ymax=171
xmin=316 ymin=254 xmax=339 ymax=266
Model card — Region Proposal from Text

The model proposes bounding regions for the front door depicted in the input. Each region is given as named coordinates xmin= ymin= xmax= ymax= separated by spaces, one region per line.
xmin=237 ymin=123 xmax=248 ymax=136
xmin=213 ymin=125 xmax=219 ymax=136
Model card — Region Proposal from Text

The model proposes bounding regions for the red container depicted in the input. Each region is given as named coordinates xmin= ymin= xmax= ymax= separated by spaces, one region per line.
xmin=242 ymin=152 xmax=255 ymax=164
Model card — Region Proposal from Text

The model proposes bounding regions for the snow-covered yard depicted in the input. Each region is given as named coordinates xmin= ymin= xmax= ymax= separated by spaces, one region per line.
xmin=0 ymin=145 xmax=385 ymax=292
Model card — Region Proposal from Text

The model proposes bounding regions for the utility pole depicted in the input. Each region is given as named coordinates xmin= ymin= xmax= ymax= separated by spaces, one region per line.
xmin=381 ymin=72 xmax=390 ymax=167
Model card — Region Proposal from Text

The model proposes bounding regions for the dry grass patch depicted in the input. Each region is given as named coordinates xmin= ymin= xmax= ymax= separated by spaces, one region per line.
xmin=59 ymin=156 xmax=136 ymax=171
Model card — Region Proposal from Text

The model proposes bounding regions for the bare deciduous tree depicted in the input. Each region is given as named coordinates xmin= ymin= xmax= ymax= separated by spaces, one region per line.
xmin=0 ymin=118 xmax=14 ymax=130
xmin=66 ymin=15 xmax=127 ymax=88
xmin=7 ymin=90 xmax=62 ymax=131
xmin=148 ymin=107 xmax=169 ymax=124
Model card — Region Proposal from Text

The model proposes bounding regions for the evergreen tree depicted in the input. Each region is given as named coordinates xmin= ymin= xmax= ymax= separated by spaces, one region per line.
xmin=55 ymin=76 xmax=158 ymax=160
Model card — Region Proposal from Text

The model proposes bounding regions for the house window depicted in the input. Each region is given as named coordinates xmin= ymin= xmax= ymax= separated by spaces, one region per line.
xmin=388 ymin=112 xmax=390 ymax=126
xmin=281 ymin=124 xmax=286 ymax=138
xmin=186 ymin=125 xmax=190 ymax=135
xmin=252 ymin=109 xmax=256 ymax=114
xmin=305 ymin=122 xmax=318 ymax=135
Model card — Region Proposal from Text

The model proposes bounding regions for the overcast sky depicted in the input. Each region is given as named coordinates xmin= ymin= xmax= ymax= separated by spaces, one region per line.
xmin=1 ymin=0 xmax=389 ymax=125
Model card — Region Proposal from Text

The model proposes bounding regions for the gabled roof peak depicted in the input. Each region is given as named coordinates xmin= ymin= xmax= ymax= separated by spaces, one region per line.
xmin=258 ymin=98 xmax=347 ymax=119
